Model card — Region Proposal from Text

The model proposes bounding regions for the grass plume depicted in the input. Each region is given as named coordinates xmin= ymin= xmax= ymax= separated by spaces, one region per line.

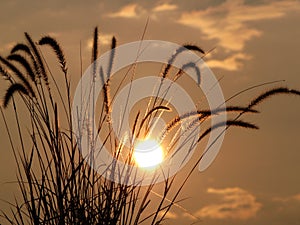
xmin=10 ymin=43 xmax=32 ymax=55
xmin=162 ymin=44 xmax=205 ymax=79
xmin=3 ymin=83 xmax=29 ymax=108
xmin=197 ymin=120 xmax=259 ymax=143
xmin=248 ymin=87 xmax=300 ymax=108
xmin=25 ymin=32 xmax=47 ymax=84
xmin=7 ymin=53 xmax=36 ymax=83
xmin=0 ymin=56 xmax=35 ymax=97
xmin=38 ymin=36 xmax=68 ymax=74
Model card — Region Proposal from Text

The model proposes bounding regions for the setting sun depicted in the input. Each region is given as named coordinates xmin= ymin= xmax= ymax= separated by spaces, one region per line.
xmin=133 ymin=139 xmax=164 ymax=168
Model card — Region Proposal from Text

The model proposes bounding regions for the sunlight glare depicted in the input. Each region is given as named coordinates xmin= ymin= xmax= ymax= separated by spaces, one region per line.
xmin=134 ymin=139 xmax=164 ymax=169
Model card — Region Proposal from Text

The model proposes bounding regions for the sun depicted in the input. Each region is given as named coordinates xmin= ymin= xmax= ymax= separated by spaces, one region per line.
xmin=133 ymin=138 xmax=164 ymax=169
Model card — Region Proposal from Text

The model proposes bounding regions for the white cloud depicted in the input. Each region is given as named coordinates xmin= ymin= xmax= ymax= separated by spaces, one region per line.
xmin=178 ymin=0 xmax=300 ymax=52
xmin=195 ymin=187 xmax=262 ymax=220
xmin=177 ymin=0 xmax=300 ymax=71
xmin=106 ymin=3 xmax=177 ymax=21
xmin=206 ymin=53 xmax=251 ymax=71
xmin=106 ymin=4 xmax=142 ymax=18
xmin=153 ymin=3 xmax=178 ymax=12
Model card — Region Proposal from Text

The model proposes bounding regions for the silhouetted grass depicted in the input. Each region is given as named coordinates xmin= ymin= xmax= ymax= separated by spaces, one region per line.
xmin=0 ymin=27 xmax=299 ymax=225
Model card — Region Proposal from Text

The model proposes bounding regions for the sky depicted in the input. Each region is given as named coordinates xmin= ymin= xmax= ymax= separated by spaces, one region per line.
xmin=0 ymin=0 xmax=300 ymax=224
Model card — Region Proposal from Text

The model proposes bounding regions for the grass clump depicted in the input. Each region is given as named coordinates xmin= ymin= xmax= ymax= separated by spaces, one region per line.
xmin=0 ymin=27 xmax=299 ymax=225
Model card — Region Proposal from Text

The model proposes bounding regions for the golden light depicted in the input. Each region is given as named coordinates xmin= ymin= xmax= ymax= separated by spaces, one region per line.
xmin=133 ymin=139 xmax=164 ymax=169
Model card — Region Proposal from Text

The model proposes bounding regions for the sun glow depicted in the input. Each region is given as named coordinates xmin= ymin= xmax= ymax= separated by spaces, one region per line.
xmin=133 ymin=139 xmax=164 ymax=169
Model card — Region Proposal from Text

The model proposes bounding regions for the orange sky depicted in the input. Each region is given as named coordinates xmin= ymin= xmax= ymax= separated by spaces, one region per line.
xmin=0 ymin=0 xmax=300 ymax=224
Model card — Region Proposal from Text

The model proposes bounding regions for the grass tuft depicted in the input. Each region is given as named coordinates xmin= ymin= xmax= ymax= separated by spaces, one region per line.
xmin=0 ymin=28 xmax=299 ymax=225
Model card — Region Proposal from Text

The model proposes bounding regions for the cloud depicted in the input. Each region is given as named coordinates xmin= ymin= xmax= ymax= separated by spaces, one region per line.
xmin=293 ymin=194 xmax=300 ymax=201
xmin=178 ymin=0 xmax=300 ymax=52
xmin=177 ymin=0 xmax=300 ymax=71
xmin=153 ymin=3 xmax=178 ymax=12
xmin=106 ymin=3 xmax=177 ymax=21
xmin=106 ymin=4 xmax=141 ymax=18
xmin=158 ymin=210 xmax=178 ymax=219
xmin=206 ymin=53 xmax=251 ymax=71
xmin=273 ymin=193 xmax=300 ymax=203
xmin=195 ymin=187 xmax=262 ymax=220
xmin=87 ymin=33 xmax=114 ymax=48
